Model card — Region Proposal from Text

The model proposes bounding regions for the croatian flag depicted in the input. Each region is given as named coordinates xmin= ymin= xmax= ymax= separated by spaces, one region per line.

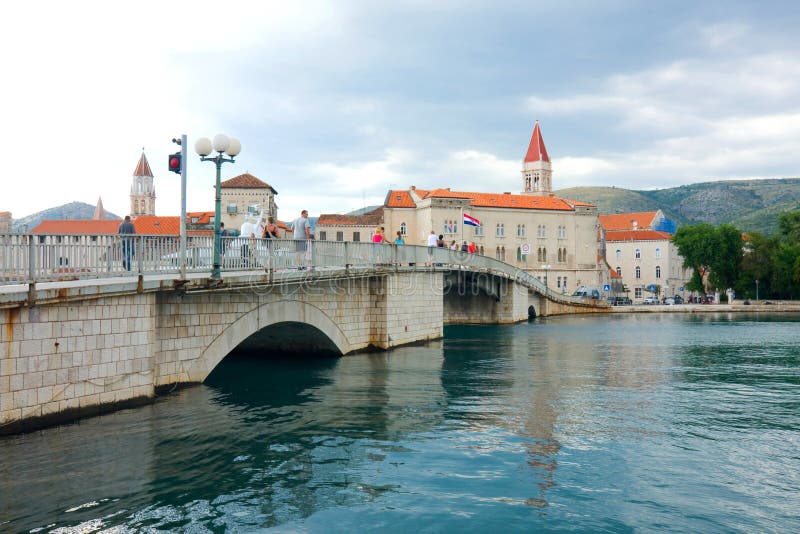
xmin=463 ymin=213 xmax=481 ymax=227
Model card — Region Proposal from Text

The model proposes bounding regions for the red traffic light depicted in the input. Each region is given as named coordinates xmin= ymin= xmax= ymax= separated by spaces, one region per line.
xmin=168 ymin=152 xmax=182 ymax=174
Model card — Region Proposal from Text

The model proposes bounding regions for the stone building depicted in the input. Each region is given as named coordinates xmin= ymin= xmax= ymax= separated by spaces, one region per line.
xmin=320 ymin=121 xmax=607 ymax=293
xmin=600 ymin=211 xmax=692 ymax=302
xmin=130 ymin=152 xmax=156 ymax=216
xmin=316 ymin=207 xmax=384 ymax=242
xmin=219 ymin=173 xmax=279 ymax=231
xmin=0 ymin=211 xmax=11 ymax=233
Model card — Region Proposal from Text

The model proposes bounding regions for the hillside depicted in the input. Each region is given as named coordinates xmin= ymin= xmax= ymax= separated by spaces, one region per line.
xmin=12 ymin=202 xmax=120 ymax=232
xmin=557 ymin=178 xmax=800 ymax=235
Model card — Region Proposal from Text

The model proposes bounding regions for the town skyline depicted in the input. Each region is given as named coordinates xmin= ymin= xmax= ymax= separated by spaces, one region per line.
xmin=2 ymin=1 xmax=798 ymax=220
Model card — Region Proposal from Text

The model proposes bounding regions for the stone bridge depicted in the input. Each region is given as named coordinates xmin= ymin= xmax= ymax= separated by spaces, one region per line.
xmin=1 ymin=240 xmax=607 ymax=434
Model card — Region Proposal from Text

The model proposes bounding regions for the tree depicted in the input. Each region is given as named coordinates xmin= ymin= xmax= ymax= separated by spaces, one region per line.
xmin=708 ymin=224 xmax=743 ymax=290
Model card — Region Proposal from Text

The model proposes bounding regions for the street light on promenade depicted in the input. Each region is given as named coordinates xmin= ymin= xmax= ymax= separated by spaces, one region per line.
xmin=195 ymin=134 xmax=241 ymax=279
xmin=755 ymin=279 xmax=759 ymax=302
xmin=540 ymin=264 xmax=551 ymax=291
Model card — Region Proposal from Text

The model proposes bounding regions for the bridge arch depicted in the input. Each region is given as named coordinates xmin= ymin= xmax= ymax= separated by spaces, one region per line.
xmin=187 ymin=300 xmax=351 ymax=382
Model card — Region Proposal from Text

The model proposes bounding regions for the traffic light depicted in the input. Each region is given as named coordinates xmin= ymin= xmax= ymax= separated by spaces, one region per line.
xmin=168 ymin=152 xmax=182 ymax=174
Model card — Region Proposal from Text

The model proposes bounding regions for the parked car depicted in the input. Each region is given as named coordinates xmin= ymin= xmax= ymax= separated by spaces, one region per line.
xmin=607 ymin=296 xmax=632 ymax=306
xmin=573 ymin=286 xmax=601 ymax=299
xmin=642 ymin=296 xmax=659 ymax=305
xmin=672 ymin=295 xmax=683 ymax=304
xmin=665 ymin=297 xmax=675 ymax=305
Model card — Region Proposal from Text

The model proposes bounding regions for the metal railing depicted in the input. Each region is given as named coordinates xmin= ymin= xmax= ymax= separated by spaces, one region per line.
xmin=0 ymin=234 xmax=600 ymax=305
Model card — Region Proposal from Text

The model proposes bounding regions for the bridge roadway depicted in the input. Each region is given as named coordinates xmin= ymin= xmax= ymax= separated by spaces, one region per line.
xmin=0 ymin=238 xmax=607 ymax=434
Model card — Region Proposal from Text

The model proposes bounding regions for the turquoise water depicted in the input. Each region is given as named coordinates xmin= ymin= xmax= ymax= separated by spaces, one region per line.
xmin=2 ymin=313 xmax=800 ymax=532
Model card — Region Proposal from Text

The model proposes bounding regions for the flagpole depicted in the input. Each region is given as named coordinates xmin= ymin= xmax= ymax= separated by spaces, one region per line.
xmin=460 ymin=206 xmax=464 ymax=244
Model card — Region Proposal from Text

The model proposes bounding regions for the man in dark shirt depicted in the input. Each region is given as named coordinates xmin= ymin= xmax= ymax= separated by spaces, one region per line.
xmin=118 ymin=215 xmax=136 ymax=271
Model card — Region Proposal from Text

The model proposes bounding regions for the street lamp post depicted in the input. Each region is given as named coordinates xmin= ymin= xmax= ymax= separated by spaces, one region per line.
xmin=540 ymin=264 xmax=551 ymax=292
xmin=195 ymin=134 xmax=241 ymax=279
xmin=755 ymin=279 xmax=759 ymax=302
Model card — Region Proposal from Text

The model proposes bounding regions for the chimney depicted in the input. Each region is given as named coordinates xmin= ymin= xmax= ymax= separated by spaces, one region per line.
xmin=503 ymin=192 xmax=511 ymax=195
xmin=410 ymin=185 xmax=416 ymax=190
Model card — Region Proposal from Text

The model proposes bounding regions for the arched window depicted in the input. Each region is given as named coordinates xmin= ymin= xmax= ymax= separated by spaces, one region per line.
xmin=655 ymin=266 xmax=661 ymax=279
xmin=541 ymin=247 xmax=546 ymax=262
xmin=616 ymin=249 xmax=621 ymax=261
xmin=400 ymin=222 xmax=407 ymax=235
xmin=635 ymin=266 xmax=641 ymax=279
xmin=635 ymin=248 xmax=641 ymax=259
xmin=655 ymin=247 xmax=661 ymax=259
xmin=496 ymin=246 xmax=501 ymax=261
xmin=616 ymin=266 xmax=622 ymax=276
xmin=500 ymin=246 xmax=506 ymax=262
xmin=516 ymin=247 xmax=522 ymax=261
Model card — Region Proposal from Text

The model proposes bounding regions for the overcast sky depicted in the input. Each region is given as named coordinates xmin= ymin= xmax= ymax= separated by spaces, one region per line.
xmin=2 ymin=0 xmax=798 ymax=220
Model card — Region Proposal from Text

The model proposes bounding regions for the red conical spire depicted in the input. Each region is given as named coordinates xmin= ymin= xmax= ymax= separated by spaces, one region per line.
xmin=133 ymin=151 xmax=153 ymax=177
xmin=523 ymin=120 xmax=550 ymax=163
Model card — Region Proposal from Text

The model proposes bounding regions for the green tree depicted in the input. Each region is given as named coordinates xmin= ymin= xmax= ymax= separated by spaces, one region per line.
xmin=673 ymin=223 xmax=743 ymax=291
xmin=778 ymin=211 xmax=800 ymax=245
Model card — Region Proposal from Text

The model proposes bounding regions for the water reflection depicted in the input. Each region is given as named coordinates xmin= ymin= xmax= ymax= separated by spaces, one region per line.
xmin=1 ymin=314 xmax=799 ymax=532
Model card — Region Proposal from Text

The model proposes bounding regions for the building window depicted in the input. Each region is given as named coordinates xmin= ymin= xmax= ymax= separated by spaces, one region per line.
xmin=562 ymin=277 xmax=567 ymax=291
xmin=353 ymin=231 xmax=361 ymax=242
xmin=516 ymin=247 xmax=522 ymax=261
xmin=655 ymin=266 xmax=661 ymax=279
xmin=557 ymin=247 xmax=567 ymax=263
xmin=496 ymin=223 xmax=505 ymax=237
xmin=227 ymin=203 xmax=238 ymax=215
xmin=558 ymin=225 xmax=566 ymax=239
xmin=635 ymin=248 xmax=641 ymax=259
xmin=517 ymin=224 xmax=526 ymax=237
xmin=635 ymin=287 xmax=643 ymax=299
xmin=616 ymin=249 xmax=621 ymax=261
xmin=500 ymin=246 xmax=506 ymax=261
xmin=319 ymin=231 xmax=327 ymax=241
xmin=474 ymin=225 xmax=484 ymax=236
xmin=191 ymin=217 xmax=199 ymax=223
xmin=537 ymin=225 xmax=546 ymax=238
xmin=444 ymin=220 xmax=458 ymax=234
xmin=495 ymin=246 xmax=502 ymax=260
xmin=655 ymin=247 xmax=661 ymax=259
xmin=635 ymin=266 xmax=641 ymax=279
xmin=557 ymin=276 xmax=562 ymax=288
xmin=537 ymin=247 xmax=547 ymax=262
xmin=616 ymin=266 xmax=622 ymax=276
xmin=336 ymin=231 xmax=344 ymax=242
xmin=400 ymin=222 xmax=407 ymax=235
xmin=209 ymin=216 xmax=215 ymax=224
xmin=479 ymin=245 xmax=484 ymax=255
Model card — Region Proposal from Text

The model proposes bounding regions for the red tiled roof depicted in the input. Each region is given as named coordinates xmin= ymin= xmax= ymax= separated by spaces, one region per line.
xmin=524 ymin=120 xmax=550 ymax=163
xmin=0 ymin=211 xmax=11 ymax=216
xmin=29 ymin=216 xmax=216 ymax=236
xmin=31 ymin=220 xmax=122 ymax=234
xmin=610 ymin=268 xmax=621 ymax=279
xmin=428 ymin=189 xmax=580 ymax=211
xmin=187 ymin=211 xmax=214 ymax=224
xmin=598 ymin=212 xmax=658 ymax=231
xmin=385 ymin=188 xmax=588 ymax=211
xmin=133 ymin=152 xmax=153 ymax=177
xmin=385 ymin=189 xmax=426 ymax=208
xmin=220 ymin=173 xmax=277 ymax=191
xmin=604 ymin=230 xmax=673 ymax=242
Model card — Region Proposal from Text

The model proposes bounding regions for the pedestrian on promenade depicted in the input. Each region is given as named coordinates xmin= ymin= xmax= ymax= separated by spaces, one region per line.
xmin=395 ymin=231 xmax=404 ymax=245
xmin=118 ymin=215 xmax=136 ymax=271
xmin=293 ymin=209 xmax=312 ymax=270
xmin=427 ymin=230 xmax=438 ymax=266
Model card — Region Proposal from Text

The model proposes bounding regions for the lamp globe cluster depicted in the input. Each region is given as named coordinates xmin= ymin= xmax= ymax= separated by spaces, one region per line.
xmin=195 ymin=134 xmax=241 ymax=157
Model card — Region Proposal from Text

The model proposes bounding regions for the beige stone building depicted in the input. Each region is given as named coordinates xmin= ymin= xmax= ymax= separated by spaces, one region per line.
xmin=318 ymin=121 xmax=607 ymax=293
xmin=600 ymin=212 xmax=692 ymax=302
xmin=220 ymin=173 xmax=279 ymax=231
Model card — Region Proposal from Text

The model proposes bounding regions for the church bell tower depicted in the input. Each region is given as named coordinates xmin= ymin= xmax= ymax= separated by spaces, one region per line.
xmin=130 ymin=151 xmax=156 ymax=216
xmin=521 ymin=120 xmax=552 ymax=196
